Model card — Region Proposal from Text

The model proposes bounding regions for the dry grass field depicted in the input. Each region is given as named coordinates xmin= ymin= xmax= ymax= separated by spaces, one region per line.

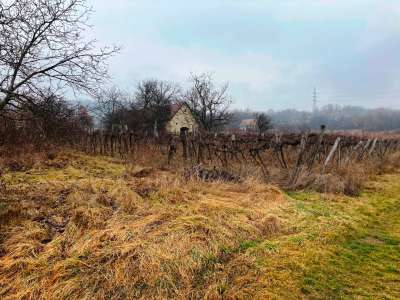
xmin=2 ymin=0 xmax=400 ymax=298
xmin=0 ymin=150 xmax=399 ymax=299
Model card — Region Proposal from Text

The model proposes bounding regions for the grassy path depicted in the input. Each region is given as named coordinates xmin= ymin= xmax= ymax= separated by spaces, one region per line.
xmin=299 ymin=178 xmax=400 ymax=299
xmin=250 ymin=174 xmax=400 ymax=299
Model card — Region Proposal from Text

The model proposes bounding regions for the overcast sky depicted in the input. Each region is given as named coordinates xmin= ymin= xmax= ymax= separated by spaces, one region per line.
xmin=87 ymin=0 xmax=400 ymax=111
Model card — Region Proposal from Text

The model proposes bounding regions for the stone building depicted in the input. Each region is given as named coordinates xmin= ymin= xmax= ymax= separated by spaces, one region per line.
xmin=166 ymin=102 xmax=199 ymax=135
xmin=239 ymin=119 xmax=257 ymax=132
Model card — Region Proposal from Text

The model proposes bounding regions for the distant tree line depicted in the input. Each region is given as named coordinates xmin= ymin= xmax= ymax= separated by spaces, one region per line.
xmin=230 ymin=104 xmax=400 ymax=132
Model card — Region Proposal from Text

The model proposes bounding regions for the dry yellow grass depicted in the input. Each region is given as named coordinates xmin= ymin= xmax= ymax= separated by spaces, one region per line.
xmin=0 ymin=151 xmax=286 ymax=299
xmin=1 ymin=150 xmax=400 ymax=299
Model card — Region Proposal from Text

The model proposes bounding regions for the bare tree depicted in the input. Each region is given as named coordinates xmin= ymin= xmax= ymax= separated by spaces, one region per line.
xmin=94 ymin=86 xmax=129 ymax=130
xmin=255 ymin=112 xmax=273 ymax=134
xmin=0 ymin=0 xmax=119 ymax=113
xmin=134 ymin=79 xmax=181 ymax=131
xmin=76 ymin=105 xmax=93 ymax=131
xmin=185 ymin=73 xmax=232 ymax=131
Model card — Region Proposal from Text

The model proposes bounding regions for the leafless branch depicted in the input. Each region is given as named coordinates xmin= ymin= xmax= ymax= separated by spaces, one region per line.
xmin=0 ymin=0 xmax=120 ymax=112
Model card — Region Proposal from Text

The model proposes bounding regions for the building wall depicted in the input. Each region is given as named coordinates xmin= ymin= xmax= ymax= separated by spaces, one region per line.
xmin=166 ymin=105 xmax=199 ymax=134
xmin=239 ymin=119 xmax=257 ymax=131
